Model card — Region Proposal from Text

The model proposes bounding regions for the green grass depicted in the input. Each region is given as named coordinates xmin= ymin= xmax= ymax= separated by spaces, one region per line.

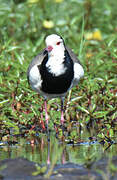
xmin=0 ymin=0 xmax=117 ymax=139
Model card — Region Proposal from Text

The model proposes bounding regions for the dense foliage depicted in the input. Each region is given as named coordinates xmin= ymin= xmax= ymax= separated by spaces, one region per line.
xmin=0 ymin=0 xmax=117 ymax=140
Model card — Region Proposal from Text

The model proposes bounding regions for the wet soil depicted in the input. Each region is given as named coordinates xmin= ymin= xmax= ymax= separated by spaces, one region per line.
xmin=0 ymin=156 xmax=117 ymax=180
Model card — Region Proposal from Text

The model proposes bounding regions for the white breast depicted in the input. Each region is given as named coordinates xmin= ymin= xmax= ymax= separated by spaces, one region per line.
xmin=46 ymin=49 xmax=66 ymax=76
xmin=46 ymin=57 xmax=67 ymax=76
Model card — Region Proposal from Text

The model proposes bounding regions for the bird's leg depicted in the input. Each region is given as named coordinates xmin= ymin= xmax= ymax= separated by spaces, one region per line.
xmin=44 ymin=99 xmax=50 ymax=140
xmin=47 ymin=139 xmax=50 ymax=165
xmin=44 ymin=99 xmax=49 ymax=125
xmin=61 ymin=98 xmax=65 ymax=125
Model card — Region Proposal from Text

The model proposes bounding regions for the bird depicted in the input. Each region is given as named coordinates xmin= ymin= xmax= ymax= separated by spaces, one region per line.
xmin=27 ymin=34 xmax=84 ymax=129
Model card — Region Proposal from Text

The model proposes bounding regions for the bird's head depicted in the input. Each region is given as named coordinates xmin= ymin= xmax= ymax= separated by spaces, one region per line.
xmin=45 ymin=34 xmax=65 ymax=56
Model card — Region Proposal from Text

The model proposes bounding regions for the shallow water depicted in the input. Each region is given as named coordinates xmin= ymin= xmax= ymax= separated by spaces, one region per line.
xmin=0 ymin=127 xmax=117 ymax=180
xmin=0 ymin=130 xmax=116 ymax=166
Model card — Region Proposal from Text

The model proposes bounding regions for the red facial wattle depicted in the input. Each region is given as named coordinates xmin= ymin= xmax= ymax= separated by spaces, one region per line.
xmin=46 ymin=45 xmax=53 ymax=52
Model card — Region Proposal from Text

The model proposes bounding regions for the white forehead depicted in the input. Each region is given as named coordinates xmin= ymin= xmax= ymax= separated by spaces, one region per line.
xmin=45 ymin=34 xmax=62 ymax=45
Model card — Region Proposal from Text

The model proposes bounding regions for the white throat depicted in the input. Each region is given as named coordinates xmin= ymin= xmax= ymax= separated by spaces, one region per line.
xmin=46 ymin=48 xmax=66 ymax=76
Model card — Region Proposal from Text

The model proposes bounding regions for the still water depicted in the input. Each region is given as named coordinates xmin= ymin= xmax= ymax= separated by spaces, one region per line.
xmin=0 ymin=129 xmax=116 ymax=166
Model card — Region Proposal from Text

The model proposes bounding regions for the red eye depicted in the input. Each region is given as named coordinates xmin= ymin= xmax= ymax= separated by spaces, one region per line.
xmin=56 ymin=41 xmax=61 ymax=45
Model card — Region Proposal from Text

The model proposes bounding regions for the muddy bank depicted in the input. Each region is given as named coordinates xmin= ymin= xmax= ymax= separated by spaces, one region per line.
xmin=0 ymin=156 xmax=117 ymax=180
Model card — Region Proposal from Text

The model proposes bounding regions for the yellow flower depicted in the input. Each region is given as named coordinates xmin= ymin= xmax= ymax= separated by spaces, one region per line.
xmin=92 ymin=29 xmax=102 ymax=41
xmin=55 ymin=0 xmax=63 ymax=3
xmin=84 ymin=29 xmax=102 ymax=41
xmin=43 ymin=20 xmax=54 ymax=29
xmin=86 ymin=52 xmax=93 ymax=58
